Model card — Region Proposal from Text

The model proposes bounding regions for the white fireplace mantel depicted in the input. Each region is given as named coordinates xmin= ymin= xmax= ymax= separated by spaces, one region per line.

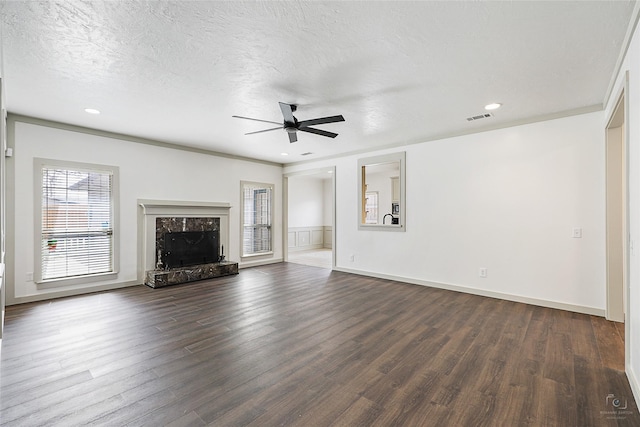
xmin=137 ymin=199 xmax=231 ymax=283
xmin=138 ymin=199 xmax=231 ymax=215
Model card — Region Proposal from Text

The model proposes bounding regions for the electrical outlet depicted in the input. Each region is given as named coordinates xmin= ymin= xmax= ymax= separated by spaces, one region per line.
xmin=572 ymin=228 xmax=582 ymax=238
xmin=479 ymin=268 xmax=487 ymax=278
xmin=26 ymin=272 xmax=33 ymax=282
xmin=349 ymin=254 xmax=355 ymax=262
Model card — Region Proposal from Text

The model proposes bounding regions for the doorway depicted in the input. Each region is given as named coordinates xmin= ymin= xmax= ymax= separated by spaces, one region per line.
xmin=605 ymin=89 xmax=626 ymax=323
xmin=284 ymin=167 xmax=336 ymax=269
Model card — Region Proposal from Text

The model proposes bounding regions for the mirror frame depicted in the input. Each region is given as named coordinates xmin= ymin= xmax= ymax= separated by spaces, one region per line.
xmin=358 ymin=151 xmax=406 ymax=231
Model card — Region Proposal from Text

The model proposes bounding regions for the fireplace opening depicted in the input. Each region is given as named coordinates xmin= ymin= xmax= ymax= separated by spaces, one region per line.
xmin=162 ymin=230 xmax=219 ymax=269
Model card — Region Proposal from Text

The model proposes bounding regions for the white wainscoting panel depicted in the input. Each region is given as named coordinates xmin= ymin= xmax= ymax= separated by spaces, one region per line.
xmin=299 ymin=231 xmax=311 ymax=246
xmin=323 ymin=227 xmax=332 ymax=249
xmin=312 ymin=230 xmax=323 ymax=245
xmin=289 ymin=226 xmax=331 ymax=251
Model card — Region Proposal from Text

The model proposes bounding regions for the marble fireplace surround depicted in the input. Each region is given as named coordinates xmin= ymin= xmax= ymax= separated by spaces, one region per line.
xmin=137 ymin=199 xmax=231 ymax=284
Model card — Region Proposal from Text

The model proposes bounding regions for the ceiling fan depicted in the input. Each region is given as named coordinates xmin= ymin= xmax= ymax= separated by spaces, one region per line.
xmin=233 ymin=102 xmax=345 ymax=143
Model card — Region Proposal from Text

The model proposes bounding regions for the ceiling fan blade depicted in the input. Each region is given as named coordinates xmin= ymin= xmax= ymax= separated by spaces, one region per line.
xmin=279 ymin=102 xmax=296 ymax=124
xmin=297 ymin=115 xmax=345 ymax=128
xmin=232 ymin=115 xmax=282 ymax=125
xmin=245 ymin=127 xmax=282 ymax=135
xmin=298 ymin=127 xmax=338 ymax=138
xmin=288 ymin=132 xmax=298 ymax=143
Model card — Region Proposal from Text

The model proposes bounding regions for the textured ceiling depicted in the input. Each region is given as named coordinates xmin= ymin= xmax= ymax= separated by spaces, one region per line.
xmin=1 ymin=1 xmax=637 ymax=164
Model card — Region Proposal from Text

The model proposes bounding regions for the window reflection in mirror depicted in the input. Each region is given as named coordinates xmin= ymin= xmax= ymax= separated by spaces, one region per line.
xmin=358 ymin=152 xmax=405 ymax=231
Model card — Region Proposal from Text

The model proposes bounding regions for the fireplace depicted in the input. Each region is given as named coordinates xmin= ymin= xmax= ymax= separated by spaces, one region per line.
xmin=138 ymin=200 xmax=237 ymax=288
xmin=154 ymin=216 xmax=222 ymax=269
xmin=162 ymin=230 xmax=219 ymax=269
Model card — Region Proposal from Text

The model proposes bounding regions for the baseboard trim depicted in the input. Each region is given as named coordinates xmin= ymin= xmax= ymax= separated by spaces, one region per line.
xmin=628 ymin=364 xmax=640 ymax=412
xmin=239 ymin=258 xmax=284 ymax=269
xmin=7 ymin=280 xmax=140 ymax=306
xmin=289 ymin=244 xmax=324 ymax=252
xmin=8 ymin=260 xmax=286 ymax=305
xmin=8 ymin=263 xmax=607 ymax=318
xmin=333 ymin=267 xmax=605 ymax=317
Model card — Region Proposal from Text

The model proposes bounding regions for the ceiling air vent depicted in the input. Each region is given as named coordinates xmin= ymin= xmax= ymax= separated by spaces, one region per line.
xmin=301 ymin=152 xmax=314 ymax=156
xmin=466 ymin=112 xmax=493 ymax=122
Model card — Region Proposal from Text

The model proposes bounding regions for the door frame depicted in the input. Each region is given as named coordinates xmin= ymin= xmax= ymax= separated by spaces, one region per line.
xmin=605 ymin=87 xmax=627 ymax=324
xmin=604 ymin=72 xmax=631 ymax=372
xmin=283 ymin=166 xmax=336 ymax=269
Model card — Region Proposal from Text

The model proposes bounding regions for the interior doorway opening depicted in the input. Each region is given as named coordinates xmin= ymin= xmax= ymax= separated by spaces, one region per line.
xmin=605 ymin=89 xmax=626 ymax=324
xmin=287 ymin=248 xmax=333 ymax=269
xmin=284 ymin=167 xmax=336 ymax=270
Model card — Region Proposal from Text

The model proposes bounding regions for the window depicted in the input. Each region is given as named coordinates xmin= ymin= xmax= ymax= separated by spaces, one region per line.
xmin=241 ymin=181 xmax=273 ymax=257
xmin=364 ymin=191 xmax=379 ymax=224
xmin=35 ymin=159 xmax=118 ymax=284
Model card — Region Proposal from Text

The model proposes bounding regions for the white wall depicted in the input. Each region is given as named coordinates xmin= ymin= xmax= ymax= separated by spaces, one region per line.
xmin=287 ymin=175 xmax=324 ymax=228
xmin=605 ymin=7 xmax=640 ymax=407
xmin=285 ymin=111 xmax=606 ymax=315
xmin=6 ymin=117 xmax=283 ymax=304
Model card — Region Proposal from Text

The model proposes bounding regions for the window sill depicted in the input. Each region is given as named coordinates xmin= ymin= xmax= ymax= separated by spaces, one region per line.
xmin=36 ymin=271 xmax=118 ymax=289
xmin=241 ymin=251 xmax=274 ymax=259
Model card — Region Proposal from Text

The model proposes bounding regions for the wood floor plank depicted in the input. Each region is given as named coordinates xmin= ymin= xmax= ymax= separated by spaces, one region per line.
xmin=592 ymin=315 xmax=626 ymax=371
xmin=574 ymin=354 xmax=611 ymax=426
xmin=614 ymin=321 xmax=625 ymax=342
xmin=1 ymin=262 xmax=638 ymax=426
xmin=90 ymin=390 xmax=180 ymax=426
xmin=163 ymin=411 xmax=207 ymax=427
xmin=570 ymin=312 xmax=602 ymax=361
xmin=328 ymin=395 xmax=383 ymax=427
xmin=543 ymin=331 xmax=575 ymax=386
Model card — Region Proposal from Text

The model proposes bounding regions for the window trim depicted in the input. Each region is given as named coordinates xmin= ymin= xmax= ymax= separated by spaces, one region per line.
xmin=240 ymin=180 xmax=274 ymax=258
xmin=34 ymin=158 xmax=119 ymax=287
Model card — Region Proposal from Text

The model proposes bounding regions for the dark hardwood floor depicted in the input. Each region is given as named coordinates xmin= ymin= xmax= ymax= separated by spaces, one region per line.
xmin=1 ymin=263 xmax=638 ymax=426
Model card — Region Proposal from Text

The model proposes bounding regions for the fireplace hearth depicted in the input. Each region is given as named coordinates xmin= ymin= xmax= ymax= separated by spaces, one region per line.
xmin=144 ymin=261 xmax=238 ymax=288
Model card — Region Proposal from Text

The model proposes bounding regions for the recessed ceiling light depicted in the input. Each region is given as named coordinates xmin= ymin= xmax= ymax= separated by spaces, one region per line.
xmin=327 ymin=170 xmax=333 ymax=174
xmin=484 ymin=103 xmax=502 ymax=111
xmin=280 ymin=152 xmax=289 ymax=156
xmin=84 ymin=108 xmax=101 ymax=115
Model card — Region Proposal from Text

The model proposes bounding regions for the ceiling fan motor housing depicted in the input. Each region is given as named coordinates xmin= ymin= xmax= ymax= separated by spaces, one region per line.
xmin=233 ymin=102 xmax=344 ymax=143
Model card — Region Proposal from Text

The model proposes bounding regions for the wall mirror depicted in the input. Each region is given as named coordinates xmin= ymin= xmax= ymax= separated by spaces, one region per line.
xmin=358 ymin=152 xmax=405 ymax=231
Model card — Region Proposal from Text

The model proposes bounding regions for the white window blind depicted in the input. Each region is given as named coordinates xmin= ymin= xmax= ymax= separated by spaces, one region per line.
xmin=40 ymin=166 xmax=114 ymax=281
xmin=242 ymin=182 xmax=273 ymax=256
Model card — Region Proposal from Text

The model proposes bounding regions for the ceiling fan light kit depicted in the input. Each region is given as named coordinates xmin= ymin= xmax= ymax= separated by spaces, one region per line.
xmin=233 ymin=102 xmax=345 ymax=143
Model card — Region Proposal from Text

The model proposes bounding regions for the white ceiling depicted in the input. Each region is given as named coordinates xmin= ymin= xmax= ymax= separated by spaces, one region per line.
xmin=1 ymin=1 xmax=637 ymax=165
